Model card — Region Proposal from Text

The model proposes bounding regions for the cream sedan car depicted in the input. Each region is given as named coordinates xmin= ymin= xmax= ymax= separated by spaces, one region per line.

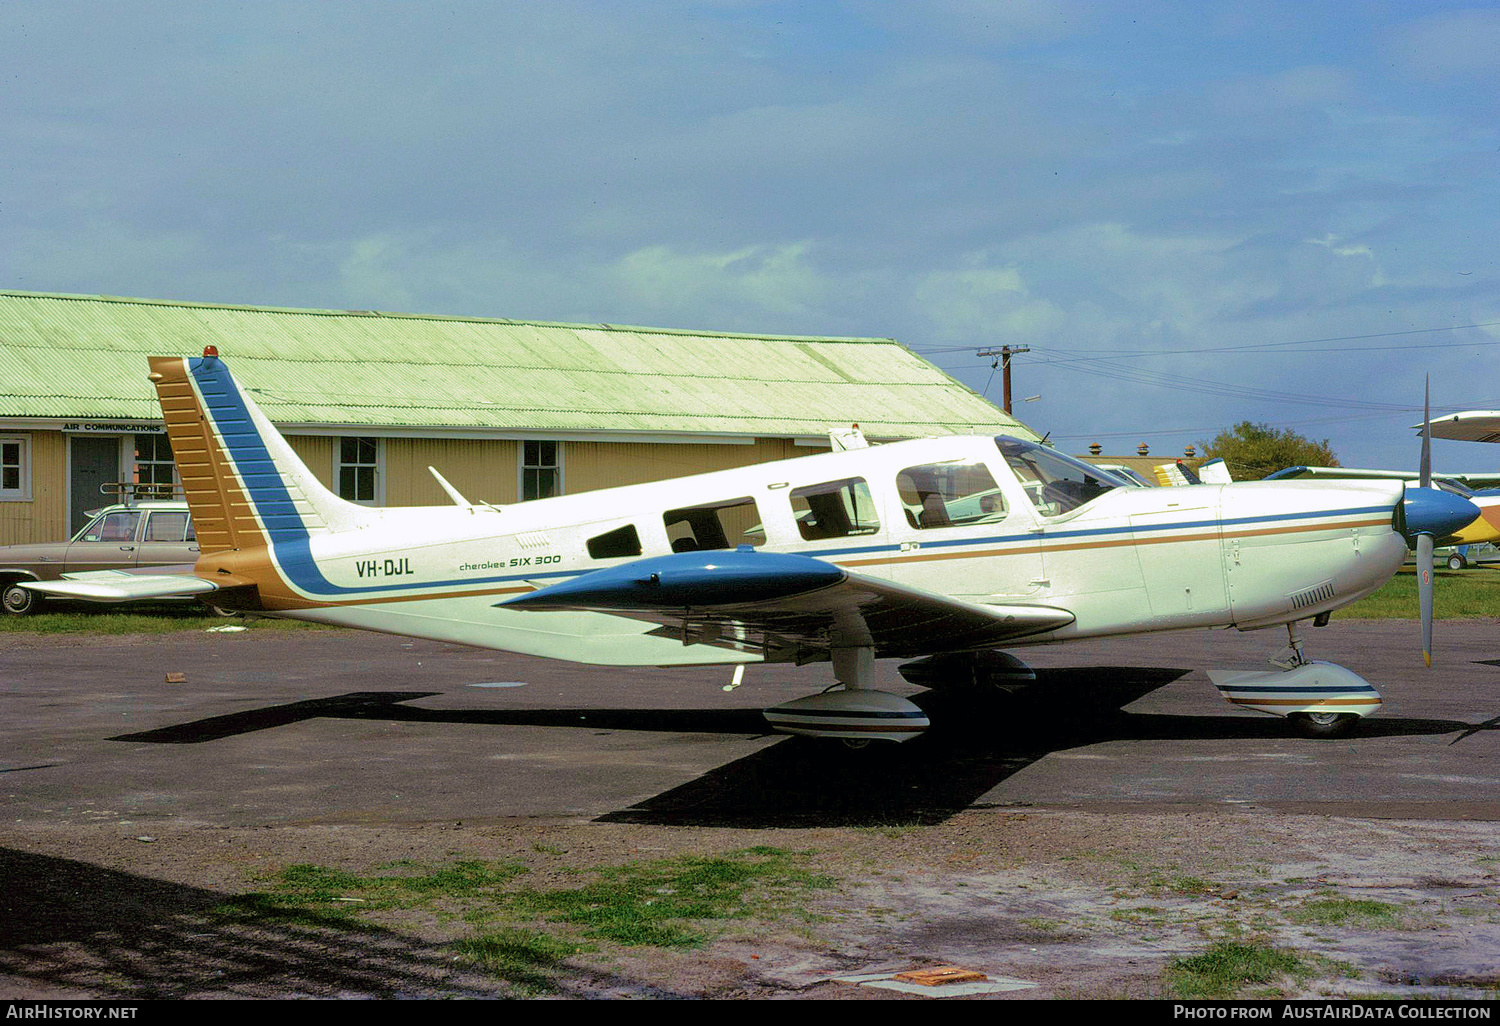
xmin=0 ymin=501 xmax=199 ymax=615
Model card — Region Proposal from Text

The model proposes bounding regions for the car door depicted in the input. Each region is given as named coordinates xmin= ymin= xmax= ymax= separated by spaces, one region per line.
xmin=62 ymin=509 xmax=144 ymax=573
xmin=135 ymin=510 xmax=200 ymax=568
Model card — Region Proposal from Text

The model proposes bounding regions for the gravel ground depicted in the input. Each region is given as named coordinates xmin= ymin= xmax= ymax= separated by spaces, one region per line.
xmin=3 ymin=808 xmax=1498 ymax=1000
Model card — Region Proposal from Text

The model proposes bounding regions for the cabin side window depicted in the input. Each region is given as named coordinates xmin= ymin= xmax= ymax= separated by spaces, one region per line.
xmin=663 ymin=496 xmax=764 ymax=552
xmin=789 ymin=477 xmax=880 ymax=541
xmin=586 ymin=524 xmax=642 ymax=559
xmin=895 ymin=461 xmax=1006 ymax=530
xmin=995 ymin=438 xmax=1117 ymax=517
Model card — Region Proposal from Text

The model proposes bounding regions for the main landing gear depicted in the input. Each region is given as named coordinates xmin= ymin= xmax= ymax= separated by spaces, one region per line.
xmin=1207 ymin=621 xmax=1380 ymax=739
xmin=761 ymin=646 xmax=931 ymax=743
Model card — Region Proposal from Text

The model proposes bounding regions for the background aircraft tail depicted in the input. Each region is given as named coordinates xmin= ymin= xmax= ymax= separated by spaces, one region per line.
xmin=148 ymin=348 xmax=377 ymax=556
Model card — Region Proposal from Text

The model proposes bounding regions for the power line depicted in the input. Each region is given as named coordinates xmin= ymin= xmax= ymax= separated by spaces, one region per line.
xmin=909 ymin=319 xmax=1500 ymax=359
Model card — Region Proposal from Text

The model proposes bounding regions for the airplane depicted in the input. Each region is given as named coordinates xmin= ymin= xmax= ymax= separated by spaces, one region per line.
xmin=21 ymin=349 xmax=1482 ymax=742
xmin=1264 ymin=404 xmax=1500 ymax=555
xmin=1424 ymin=410 xmax=1500 ymax=447
xmin=1266 ymin=465 xmax=1500 ymax=549
xmin=1149 ymin=458 xmax=1232 ymax=487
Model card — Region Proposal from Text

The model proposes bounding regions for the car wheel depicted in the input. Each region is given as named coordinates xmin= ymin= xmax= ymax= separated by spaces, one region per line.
xmin=2 ymin=581 xmax=43 ymax=616
xmin=1447 ymin=554 xmax=1466 ymax=571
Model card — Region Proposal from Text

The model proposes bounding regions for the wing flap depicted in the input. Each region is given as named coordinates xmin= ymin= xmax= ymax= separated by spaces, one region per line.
xmin=501 ymin=548 xmax=1074 ymax=659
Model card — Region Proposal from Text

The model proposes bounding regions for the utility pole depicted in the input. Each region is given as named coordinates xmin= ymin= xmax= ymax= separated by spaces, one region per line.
xmin=977 ymin=345 xmax=1030 ymax=414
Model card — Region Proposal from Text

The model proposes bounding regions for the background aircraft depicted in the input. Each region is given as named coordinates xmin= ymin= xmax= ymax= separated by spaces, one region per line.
xmin=24 ymin=351 xmax=1480 ymax=740
xmin=1267 ymin=405 xmax=1500 ymax=563
xmin=1424 ymin=411 xmax=1500 ymax=446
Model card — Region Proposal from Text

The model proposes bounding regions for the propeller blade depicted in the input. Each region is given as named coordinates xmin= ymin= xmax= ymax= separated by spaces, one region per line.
xmin=1420 ymin=375 xmax=1432 ymax=491
xmin=1418 ymin=532 xmax=1434 ymax=668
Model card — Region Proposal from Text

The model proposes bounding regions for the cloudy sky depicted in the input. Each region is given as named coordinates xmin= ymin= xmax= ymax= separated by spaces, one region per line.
xmin=4 ymin=1 xmax=1497 ymax=470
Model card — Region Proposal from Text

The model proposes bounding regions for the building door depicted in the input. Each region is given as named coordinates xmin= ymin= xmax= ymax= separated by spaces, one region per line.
xmin=69 ymin=436 xmax=120 ymax=534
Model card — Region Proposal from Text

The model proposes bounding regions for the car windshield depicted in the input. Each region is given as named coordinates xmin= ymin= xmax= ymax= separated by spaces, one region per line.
xmin=995 ymin=438 xmax=1120 ymax=517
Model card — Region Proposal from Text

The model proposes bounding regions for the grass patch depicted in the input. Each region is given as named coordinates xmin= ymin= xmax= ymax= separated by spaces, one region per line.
xmin=1166 ymin=940 xmax=1309 ymax=999
xmin=1340 ymin=567 xmax=1500 ymax=619
xmin=224 ymin=859 xmax=530 ymax=924
xmin=1288 ymin=897 xmax=1403 ymax=928
xmin=506 ymin=848 xmax=835 ymax=948
xmin=219 ymin=848 xmax=836 ymax=991
xmin=450 ymin=929 xmax=587 ymax=996
xmin=0 ymin=603 xmax=339 ymax=634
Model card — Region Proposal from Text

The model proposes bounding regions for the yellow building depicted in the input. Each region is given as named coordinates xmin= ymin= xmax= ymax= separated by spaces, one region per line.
xmin=0 ymin=291 xmax=1037 ymax=543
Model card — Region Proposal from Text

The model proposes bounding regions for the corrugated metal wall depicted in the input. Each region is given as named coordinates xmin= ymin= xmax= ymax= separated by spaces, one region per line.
xmin=0 ymin=432 xmax=65 ymax=544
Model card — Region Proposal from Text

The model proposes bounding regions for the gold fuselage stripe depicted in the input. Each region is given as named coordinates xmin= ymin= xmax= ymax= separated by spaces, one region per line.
xmin=243 ymin=514 xmax=1389 ymax=611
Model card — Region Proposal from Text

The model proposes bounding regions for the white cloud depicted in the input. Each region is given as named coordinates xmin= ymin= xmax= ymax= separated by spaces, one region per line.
xmin=609 ymin=242 xmax=829 ymax=322
xmin=913 ymin=260 xmax=1063 ymax=342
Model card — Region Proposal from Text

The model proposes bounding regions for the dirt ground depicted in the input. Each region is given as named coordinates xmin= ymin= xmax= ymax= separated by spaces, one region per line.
xmin=4 ymin=808 xmax=1498 ymax=1000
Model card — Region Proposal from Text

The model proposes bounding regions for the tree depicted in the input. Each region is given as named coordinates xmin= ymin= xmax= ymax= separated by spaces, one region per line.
xmin=1199 ymin=422 xmax=1340 ymax=481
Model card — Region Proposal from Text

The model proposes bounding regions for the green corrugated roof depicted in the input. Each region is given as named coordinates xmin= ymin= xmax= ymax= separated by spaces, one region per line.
xmin=0 ymin=290 xmax=1037 ymax=440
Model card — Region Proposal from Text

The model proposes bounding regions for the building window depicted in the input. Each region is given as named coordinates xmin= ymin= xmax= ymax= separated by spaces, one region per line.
xmin=0 ymin=436 xmax=28 ymax=501
xmin=338 ymin=437 xmax=381 ymax=504
xmin=134 ymin=433 xmax=177 ymax=499
xmin=521 ymin=440 xmax=561 ymax=501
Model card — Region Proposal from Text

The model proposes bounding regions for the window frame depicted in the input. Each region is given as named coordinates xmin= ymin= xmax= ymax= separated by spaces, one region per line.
xmin=132 ymin=432 xmax=178 ymax=500
xmin=519 ymin=440 xmax=563 ymax=502
xmin=0 ymin=435 xmax=30 ymax=501
xmin=788 ymin=476 xmax=881 ymax=541
xmin=895 ymin=459 xmax=1008 ymax=531
xmin=335 ymin=436 xmax=384 ymax=506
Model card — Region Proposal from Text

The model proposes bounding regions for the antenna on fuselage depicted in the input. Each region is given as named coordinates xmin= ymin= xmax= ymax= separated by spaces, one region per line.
xmin=428 ymin=466 xmax=504 ymax=514
xmin=428 ymin=466 xmax=471 ymax=506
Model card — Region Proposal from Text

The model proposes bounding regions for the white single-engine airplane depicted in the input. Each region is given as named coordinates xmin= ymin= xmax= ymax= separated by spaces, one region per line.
xmin=25 ymin=351 xmax=1482 ymax=741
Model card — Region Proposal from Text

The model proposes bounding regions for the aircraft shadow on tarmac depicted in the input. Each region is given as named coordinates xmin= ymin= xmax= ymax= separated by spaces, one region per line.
xmin=109 ymin=666 xmax=1497 ymax=829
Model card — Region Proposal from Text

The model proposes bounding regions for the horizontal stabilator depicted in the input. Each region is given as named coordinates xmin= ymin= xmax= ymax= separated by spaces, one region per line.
xmin=499 ymin=546 xmax=847 ymax=611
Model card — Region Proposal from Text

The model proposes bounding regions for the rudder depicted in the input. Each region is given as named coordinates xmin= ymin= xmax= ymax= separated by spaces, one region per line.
xmin=148 ymin=349 xmax=373 ymax=556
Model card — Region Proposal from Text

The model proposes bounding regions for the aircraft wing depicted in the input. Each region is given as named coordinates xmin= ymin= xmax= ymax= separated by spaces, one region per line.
xmin=1266 ymin=466 xmax=1415 ymax=481
xmin=499 ymin=548 xmax=1075 ymax=660
xmin=1419 ymin=411 xmax=1500 ymax=443
xmin=1266 ymin=465 xmax=1500 ymax=491
xmin=22 ymin=567 xmax=242 ymax=602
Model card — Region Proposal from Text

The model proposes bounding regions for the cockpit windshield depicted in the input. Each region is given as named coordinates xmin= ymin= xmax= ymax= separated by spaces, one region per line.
xmin=995 ymin=438 xmax=1120 ymax=517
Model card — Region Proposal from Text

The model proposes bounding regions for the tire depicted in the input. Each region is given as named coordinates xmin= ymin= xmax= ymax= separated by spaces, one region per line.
xmin=2 ymin=581 xmax=43 ymax=616
xmin=1289 ymin=711 xmax=1358 ymax=739
xmin=1447 ymin=554 xmax=1466 ymax=571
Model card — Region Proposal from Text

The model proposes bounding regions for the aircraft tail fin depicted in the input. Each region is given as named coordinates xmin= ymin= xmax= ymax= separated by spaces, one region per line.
xmin=148 ymin=349 xmax=377 ymax=555
xmin=1153 ymin=461 xmax=1202 ymax=487
xmin=1197 ymin=458 xmax=1233 ymax=484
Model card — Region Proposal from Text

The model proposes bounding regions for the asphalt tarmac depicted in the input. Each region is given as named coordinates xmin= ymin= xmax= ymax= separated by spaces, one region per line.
xmin=3 ymin=617 xmax=1498 ymax=829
